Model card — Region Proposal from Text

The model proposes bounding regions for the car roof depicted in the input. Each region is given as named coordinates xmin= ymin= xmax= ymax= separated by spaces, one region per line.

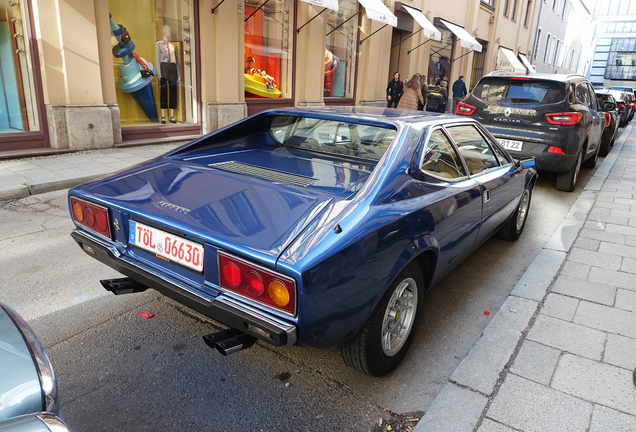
xmin=482 ymin=70 xmax=588 ymax=84
xmin=267 ymin=106 xmax=479 ymax=127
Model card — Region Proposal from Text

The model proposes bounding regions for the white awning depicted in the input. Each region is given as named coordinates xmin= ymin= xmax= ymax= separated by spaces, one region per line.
xmin=518 ymin=53 xmax=536 ymax=73
xmin=298 ymin=0 xmax=339 ymax=12
xmin=497 ymin=47 xmax=526 ymax=73
xmin=357 ymin=0 xmax=398 ymax=27
xmin=402 ymin=5 xmax=441 ymax=41
xmin=440 ymin=19 xmax=482 ymax=52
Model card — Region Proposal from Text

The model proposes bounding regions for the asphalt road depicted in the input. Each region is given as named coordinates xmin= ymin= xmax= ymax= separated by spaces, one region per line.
xmin=0 ymin=138 xmax=614 ymax=431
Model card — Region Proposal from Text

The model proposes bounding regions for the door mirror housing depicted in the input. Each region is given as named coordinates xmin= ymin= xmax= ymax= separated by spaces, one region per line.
xmin=603 ymin=101 xmax=617 ymax=112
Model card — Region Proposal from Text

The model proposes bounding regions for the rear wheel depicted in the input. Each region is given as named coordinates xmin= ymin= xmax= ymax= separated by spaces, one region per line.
xmin=495 ymin=187 xmax=532 ymax=241
xmin=556 ymin=151 xmax=582 ymax=192
xmin=340 ymin=264 xmax=423 ymax=377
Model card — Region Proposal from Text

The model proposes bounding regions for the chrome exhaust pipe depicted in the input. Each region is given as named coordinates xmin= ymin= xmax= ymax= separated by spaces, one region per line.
xmin=100 ymin=278 xmax=148 ymax=295
xmin=203 ymin=328 xmax=257 ymax=356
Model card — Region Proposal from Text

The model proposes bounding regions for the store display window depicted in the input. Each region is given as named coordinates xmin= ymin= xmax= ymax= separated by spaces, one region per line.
xmin=324 ymin=0 xmax=358 ymax=99
xmin=427 ymin=26 xmax=453 ymax=86
xmin=244 ymin=0 xmax=294 ymax=99
xmin=0 ymin=0 xmax=40 ymax=134
xmin=108 ymin=0 xmax=197 ymax=127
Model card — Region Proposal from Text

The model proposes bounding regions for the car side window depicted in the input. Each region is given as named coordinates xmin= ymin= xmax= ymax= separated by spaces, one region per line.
xmin=446 ymin=124 xmax=500 ymax=175
xmin=420 ymin=129 xmax=467 ymax=179
xmin=586 ymin=84 xmax=598 ymax=110
xmin=575 ymin=83 xmax=588 ymax=105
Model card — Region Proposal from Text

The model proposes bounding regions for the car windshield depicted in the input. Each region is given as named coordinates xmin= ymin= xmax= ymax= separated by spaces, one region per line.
xmin=472 ymin=78 xmax=567 ymax=105
xmin=269 ymin=115 xmax=397 ymax=161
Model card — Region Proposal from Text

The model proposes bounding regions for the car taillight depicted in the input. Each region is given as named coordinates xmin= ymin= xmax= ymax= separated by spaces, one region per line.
xmin=545 ymin=112 xmax=582 ymax=126
xmin=456 ymin=102 xmax=476 ymax=115
xmin=70 ymin=197 xmax=112 ymax=239
xmin=547 ymin=146 xmax=566 ymax=154
xmin=604 ymin=112 xmax=611 ymax=128
xmin=509 ymin=77 xmax=530 ymax=80
xmin=219 ymin=252 xmax=296 ymax=316
xmin=630 ymin=101 xmax=635 ymax=107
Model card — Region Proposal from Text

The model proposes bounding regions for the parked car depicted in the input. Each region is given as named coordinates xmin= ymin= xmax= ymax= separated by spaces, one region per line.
xmin=607 ymin=89 xmax=632 ymax=126
xmin=595 ymin=90 xmax=620 ymax=156
xmin=0 ymin=303 xmax=68 ymax=431
xmin=611 ymin=86 xmax=636 ymax=120
xmin=456 ymin=71 xmax=606 ymax=192
xmin=68 ymin=107 xmax=536 ymax=376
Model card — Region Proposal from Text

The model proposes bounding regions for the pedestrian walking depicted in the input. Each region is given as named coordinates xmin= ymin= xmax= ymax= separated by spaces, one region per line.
xmin=452 ymin=75 xmax=468 ymax=113
xmin=397 ymin=74 xmax=424 ymax=111
xmin=439 ymin=81 xmax=449 ymax=113
xmin=418 ymin=74 xmax=429 ymax=111
xmin=386 ymin=72 xmax=403 ymax=108
xmin=435 ymin=73 xmax=447 ymax=87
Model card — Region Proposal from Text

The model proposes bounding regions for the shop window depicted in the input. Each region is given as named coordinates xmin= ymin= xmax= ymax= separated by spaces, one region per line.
xmin=244 ymin=0 xmax=294 ymax=100
xmin=324 ymin=0 xmax=358 ymax=99
xmin=0 ymin=0 xmax=39 ymax=134
xmin=108 ymin=1 xmax=197 ymax=127
xmin=427 ymin=26 xmax=452 ymax=87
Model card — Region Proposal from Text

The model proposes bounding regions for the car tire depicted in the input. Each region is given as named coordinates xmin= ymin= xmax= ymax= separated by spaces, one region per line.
xmin=583 ymin=144 xmax=599 ymax=169
xmin=599 ymin=138 xmax=611 ymax=157
xmin=495 ymin=187 xmax=532 ymax=241
xmin=340 ymin=264 xmax=424 ymax=377
xmin=556 ymin=151 xmax=582 ymax=192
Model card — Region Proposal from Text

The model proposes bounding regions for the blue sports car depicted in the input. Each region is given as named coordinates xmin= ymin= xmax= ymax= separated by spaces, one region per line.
xmin=69 ymin=107 xmax=536 ymax=376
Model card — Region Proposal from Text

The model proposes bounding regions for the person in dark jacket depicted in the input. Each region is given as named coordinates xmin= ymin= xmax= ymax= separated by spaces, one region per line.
xmin=426 ymin=86 xmax=442 ymax=112
xmin=386 ymin=72 xmax=403 ymax=108
xmin=452 ymin=76 xmax=468 ymax=113
xmin=418 ymin=74 xmax=429 ymax=110
xmin=435 ymin=73 xmax=447 ymax=87
xmin=439 ymin=81 xmax=449 ymax=113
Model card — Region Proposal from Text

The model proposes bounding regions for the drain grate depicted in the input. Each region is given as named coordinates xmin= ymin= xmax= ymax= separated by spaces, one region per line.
xmin=209 ymin=161 xmax=317 ymax=187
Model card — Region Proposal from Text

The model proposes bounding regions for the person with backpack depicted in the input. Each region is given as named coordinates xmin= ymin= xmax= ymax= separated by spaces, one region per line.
xmin=439 ymin=81 xmax=449 ymax=113
xmin=426 ymin=86 xmax=442 ymax=112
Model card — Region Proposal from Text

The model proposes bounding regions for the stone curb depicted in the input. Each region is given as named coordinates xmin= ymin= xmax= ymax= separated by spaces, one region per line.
xmin=0 ymin=175 xmax=100 ymax=201
xmin=414 ymin=121 xmax=636 ymax=432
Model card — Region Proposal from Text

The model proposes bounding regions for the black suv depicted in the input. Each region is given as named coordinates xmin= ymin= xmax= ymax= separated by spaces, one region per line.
xmin=457 ymin=72 xmax=607 ymax=191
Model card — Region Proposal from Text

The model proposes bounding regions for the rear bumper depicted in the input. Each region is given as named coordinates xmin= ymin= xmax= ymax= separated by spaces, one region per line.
xmin=71 ymin=230 xmax=297 ymax=347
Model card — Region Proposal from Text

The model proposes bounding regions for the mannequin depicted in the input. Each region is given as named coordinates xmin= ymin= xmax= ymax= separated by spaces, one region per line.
xmin=155 ymin=25 xmax=181 ymax=124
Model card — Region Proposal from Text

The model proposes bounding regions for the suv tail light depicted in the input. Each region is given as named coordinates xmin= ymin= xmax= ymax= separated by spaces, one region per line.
xmin=70 ymin=197 xmax=112 ymax=239
xmin=219 ymin=252 xmax=296 ymax=316
xmin=545 ymin=112 xmax=583 ymax=126
xmin=455 ymin=102 xmax=476 ymax=115
xmin=630 ymin=101 xmax=635 ymax=107
xmin=547 ymin=146 xmax=566 ymax=154
xmin=604 ymin=112 xmax=611 ymax=128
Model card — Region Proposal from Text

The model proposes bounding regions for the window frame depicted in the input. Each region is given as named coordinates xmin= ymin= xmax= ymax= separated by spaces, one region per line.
xmin=416 ymin=126 xmax=469 ymax=182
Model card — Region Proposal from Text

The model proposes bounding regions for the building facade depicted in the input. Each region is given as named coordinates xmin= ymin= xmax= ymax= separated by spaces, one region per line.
xmin=587 ymin=0 xmax=636 ymax=88
xmin=0 ymin=0 xmax=537 ymax=156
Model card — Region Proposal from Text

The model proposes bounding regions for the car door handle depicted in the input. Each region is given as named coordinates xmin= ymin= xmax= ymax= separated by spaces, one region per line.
xmin=484 ymin=189 xmax=491 ymax=203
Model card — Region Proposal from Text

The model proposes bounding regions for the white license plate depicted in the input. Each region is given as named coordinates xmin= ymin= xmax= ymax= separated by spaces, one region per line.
xmin=498 ymin=139 xmax=523 ymax=151
xmin=129 ymin=221 xmax=203 ymax=272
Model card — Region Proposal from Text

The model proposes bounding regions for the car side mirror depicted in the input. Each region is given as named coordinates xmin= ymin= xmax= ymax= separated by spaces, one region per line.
xmin=515 ymin=157 xmax=535 ymax=169
xmin=603 ymin=101 xmax=617 ymax=112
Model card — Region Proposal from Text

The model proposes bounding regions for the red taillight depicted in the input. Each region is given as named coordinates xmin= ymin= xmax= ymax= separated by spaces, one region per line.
xmin=545 ymin=112 xmax=583 ymax=126
xmin=456 ymin=102 xmax=476 ymax=115
xmin=604 ymin=112 xmax=611 ymax=128
xmin=630 ymin=102 xmax=635 ymax=107
xmin=509 ymin=77 xmax=530 ymax=80
xmin=617 ymin=102 xmax=625 ymax=108
xmin=547 ymin=146 xmax=566 ymax=154
xmin=218 ymin=252 xmax=296 ymax=315
xmin=70 ymin=197 xmax=112 ymax=239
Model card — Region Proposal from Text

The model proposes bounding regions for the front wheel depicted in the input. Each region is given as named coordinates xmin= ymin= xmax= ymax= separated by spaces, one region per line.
xmin=556 ymin=151 xmax=582 ymax=192
xmin=495 ymin=187 xmax=532 ymax=241
xmin=340 ymin=265 xmax=424 ymax=376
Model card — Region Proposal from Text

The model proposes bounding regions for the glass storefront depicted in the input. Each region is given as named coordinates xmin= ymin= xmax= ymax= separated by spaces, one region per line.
xmin=324 ymin=0 xmax=358 ymax=99
xmin=427 ymin=26 xmax=453 ymax=86
xmin=244 ymin=0 xmax=294 ymax=100
xmin=0 ymin=0 xmax=39 ymax=134
xmin=108 ymin=0 xmax=197 ymax=127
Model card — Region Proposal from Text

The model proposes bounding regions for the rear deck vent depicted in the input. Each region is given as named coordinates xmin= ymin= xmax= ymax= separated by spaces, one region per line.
xmin=209 ymin=161 xmax=317 ymax=187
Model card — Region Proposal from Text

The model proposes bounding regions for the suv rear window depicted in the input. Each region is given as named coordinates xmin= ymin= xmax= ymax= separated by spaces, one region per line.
xmin=472 ymin=78 xmax=567 ymax=105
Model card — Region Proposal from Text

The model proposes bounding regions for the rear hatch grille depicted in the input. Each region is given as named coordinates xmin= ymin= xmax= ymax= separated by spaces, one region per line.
xmin=209 ymin=161 xmax=317 ymax=187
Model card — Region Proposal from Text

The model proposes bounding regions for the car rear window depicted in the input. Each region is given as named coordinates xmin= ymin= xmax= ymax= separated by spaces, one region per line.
xmin=269 ymin=115 xmax=397 ymax=161
xmin=472 ymin=78 xmax=567 ymax=105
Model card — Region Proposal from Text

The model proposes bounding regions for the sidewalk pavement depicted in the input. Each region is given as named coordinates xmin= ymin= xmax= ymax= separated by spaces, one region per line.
xmin=2 ymin=128 xmax=636 ymax=432
xmin=416 ymin=121 xmax=636 ymax=432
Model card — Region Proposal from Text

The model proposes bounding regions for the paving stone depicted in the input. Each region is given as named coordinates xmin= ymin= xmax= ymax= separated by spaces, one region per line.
xmin=552 ymin=274 xmax=616 ymax=306
xmin=583 ymin=220 xmax=605 ymax=231
xmin=542 ymin=293 xmax=579 ymax=321
xmin=589 ymin=405 xmax=636 ymax=432
xmin=606 ymin=223 xmax=636 ymax=236
xmin=610 ymin=209 xmax=636 ymax=220
xmin=573 ymin=301 xmax=636 ymax=339
xmin=450 ymin=296 xmax=537 ymax=394
xmin=588 ymin=267 xmax=636 ymax=292
xmin=544 ymin=219 xmax=585 ymax=251
xmin=487 ymin=374 xmax=592 ymax=432
xmin=566 ymin=198 xmax=596 ymax=221
xmin=621 ymin=257 xmax=636 ymax=274
xmin=510 ymin=249 xmax=566 ymax=301
xmin=599 ymin=241 xmax=636 ymax=259
xmin=413 ymin=383 xmax=487 ymax=432
xmin=527 ymin=315 xmax=606 ymax=360
xmin=604 ymin=334 xmax=636 ymax=370
xmin=628 ymin=235 xmax=636 ymax=247
xmin=509 ymin=340 xmax=561 ymax=386
xmin=477 ymin=419 xmax=516 ymax=432
xmin=573 ymin=237 xmax=600 ymax=251
xmin=594 ymin=201 xmax=632 ymax=211
xmin=616 ymin=197 xmax=636 ymax=206
xmin=616 ymin=289 xmax=636 ymax=312
xmin=552 ymin=354 xmax=636 ymax=416
xmin=559 ymin=261 xmax=590 ymax=280
xmin=567 ymin=247 xmax=622 ymax=270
